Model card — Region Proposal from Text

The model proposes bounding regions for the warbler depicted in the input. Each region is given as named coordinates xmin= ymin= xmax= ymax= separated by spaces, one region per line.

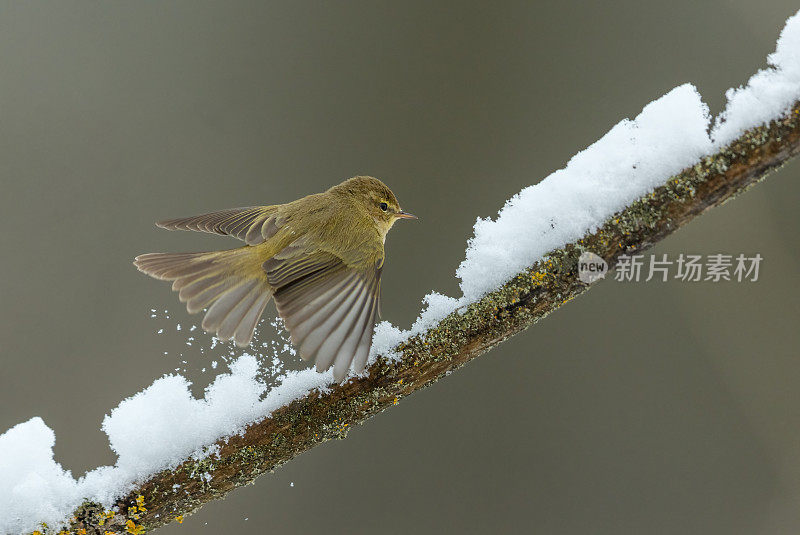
xmin=134 ymin=176 xmax=416 ymax=381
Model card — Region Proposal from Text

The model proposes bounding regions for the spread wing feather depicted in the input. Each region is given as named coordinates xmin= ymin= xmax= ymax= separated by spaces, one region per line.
xmin=156 ymin=206 xmax=283 ymax=245
xmin=264 ymin=248 xmax=381 ymax=381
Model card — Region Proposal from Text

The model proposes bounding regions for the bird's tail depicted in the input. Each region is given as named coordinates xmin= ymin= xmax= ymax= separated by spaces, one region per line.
xmin=134 ymin=247 xmax=272 ymax=347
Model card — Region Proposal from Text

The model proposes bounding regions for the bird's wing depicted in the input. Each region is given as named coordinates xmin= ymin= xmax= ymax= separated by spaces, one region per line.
xmin=264 ymin=243 xmax=382 ymax=381
xmin=156 ymin=206 xmax=283 ymax=245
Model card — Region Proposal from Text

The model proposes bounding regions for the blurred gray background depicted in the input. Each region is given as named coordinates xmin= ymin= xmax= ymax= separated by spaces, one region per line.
xmin=1 ymin=1 xmax=799 ymax=534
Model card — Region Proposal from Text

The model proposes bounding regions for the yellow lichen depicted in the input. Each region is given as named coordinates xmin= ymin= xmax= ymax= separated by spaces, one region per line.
xmin=97 ymin=509 xmax=116 ymax=526
xmin=175 ymin=515 xmax=184 ymax=524
xmin=530 ymin=271 xmax=547 ymax=284
xmin=126 ymin=519 xmax=145 ymax=534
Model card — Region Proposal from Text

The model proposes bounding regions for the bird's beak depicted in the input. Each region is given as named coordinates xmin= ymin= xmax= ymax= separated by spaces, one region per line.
xmin=395 ymin=210 xmax=418 ymax=220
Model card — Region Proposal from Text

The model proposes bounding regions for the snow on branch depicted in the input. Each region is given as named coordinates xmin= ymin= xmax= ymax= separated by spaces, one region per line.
xmin=2 ymin=9 xmax=800 ymax=535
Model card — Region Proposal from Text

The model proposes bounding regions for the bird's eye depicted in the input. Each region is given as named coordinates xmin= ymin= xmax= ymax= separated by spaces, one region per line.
xmin=379 ymin=202 xmax=388 ymax=211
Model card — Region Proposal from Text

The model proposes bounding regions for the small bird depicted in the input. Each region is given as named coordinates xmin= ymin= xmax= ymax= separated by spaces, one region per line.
xmin=134 ymin=176 xmax=416 ymax=381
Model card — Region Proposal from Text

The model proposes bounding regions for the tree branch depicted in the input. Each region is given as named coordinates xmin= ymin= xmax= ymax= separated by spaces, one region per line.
xmin=64 ymin=103 xmax=800 ymax=535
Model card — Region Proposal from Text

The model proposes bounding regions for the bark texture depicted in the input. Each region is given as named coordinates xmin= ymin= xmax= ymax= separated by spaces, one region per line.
xmin=53 ymin=103 xmax=800 ymax=535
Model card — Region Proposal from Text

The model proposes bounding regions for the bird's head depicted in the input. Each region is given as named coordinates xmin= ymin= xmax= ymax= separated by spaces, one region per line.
xmin=331 ymin=176 xmax=417 ymax=237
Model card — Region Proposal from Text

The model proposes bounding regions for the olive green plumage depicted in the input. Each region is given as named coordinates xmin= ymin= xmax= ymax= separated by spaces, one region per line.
xmin=134 ymin=176 xmax=416 ymax=381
